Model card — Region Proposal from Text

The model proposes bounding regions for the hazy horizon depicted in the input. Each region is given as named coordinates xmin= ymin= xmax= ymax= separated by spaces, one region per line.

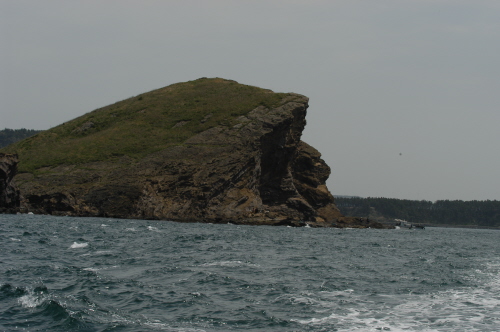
xmin=2 ymin=1 xmax=499 ymax=202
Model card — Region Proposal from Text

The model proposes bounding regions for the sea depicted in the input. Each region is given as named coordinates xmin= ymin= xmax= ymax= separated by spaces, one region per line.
xmin=1 ymin=214 xmax=499 ymax=332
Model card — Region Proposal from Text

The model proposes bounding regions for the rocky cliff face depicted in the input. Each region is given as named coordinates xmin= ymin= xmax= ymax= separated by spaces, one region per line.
xmin=0 ymin=153 xmax=20 ymax=213
xmin=6 ymin=78 xmax=388 ymax=228
xmin=130 ymin=97 xmax=345 ymax=225
xmin=16 ymin=95 xmax=343 ymax=225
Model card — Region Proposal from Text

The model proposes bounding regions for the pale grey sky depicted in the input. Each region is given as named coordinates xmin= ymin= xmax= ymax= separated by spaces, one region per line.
xmin=2 ymin=0 xmax=499 ymax=201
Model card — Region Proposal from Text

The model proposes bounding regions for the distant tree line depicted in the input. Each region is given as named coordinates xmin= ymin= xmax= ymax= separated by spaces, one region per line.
xmin=335 ymin=196 xmax=500 ymax=227
xmin=0 ymin=128 xmax=43 ymax=148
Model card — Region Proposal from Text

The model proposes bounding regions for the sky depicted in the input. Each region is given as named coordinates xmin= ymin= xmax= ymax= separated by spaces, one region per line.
xmin=1 ymin=0 xmax=499 ymax=202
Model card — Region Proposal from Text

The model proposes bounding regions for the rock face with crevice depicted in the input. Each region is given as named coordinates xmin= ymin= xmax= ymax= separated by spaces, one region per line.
xmin=0 ymin=153 xmax=20 ymax=213
xmin=3 ymin=78 xmax=388 ymax=228
xmin=129 ymin=99 xmax=343 ymax=225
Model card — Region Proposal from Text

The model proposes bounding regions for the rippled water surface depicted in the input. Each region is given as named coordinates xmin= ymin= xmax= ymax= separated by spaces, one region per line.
xmin=1 ymin=214 xmax=499 ymax=331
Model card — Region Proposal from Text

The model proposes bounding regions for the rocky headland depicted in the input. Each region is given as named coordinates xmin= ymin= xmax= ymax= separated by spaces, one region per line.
xmin=1 ymin=78 xmax=389 ymax=228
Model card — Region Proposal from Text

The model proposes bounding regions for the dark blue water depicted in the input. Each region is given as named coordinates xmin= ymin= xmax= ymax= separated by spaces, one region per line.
xmin=1 ymin=214 xmax=499 ymax=331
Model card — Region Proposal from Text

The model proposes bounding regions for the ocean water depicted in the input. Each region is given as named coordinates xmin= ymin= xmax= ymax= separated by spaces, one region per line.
xmin=1 ymin=214 xmax=499 ymax=332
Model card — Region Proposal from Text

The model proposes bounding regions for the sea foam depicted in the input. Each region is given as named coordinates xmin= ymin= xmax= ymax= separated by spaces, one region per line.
xmin=69 ymin=242 xmax=88 ymax=249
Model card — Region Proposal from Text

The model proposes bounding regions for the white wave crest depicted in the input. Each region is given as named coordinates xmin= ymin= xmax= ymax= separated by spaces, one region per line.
xmin=82 ymin=267 xmax=100 ymax=272
xmin=292 ymin=283 xmax=500 ymax=332
xmin=70 ymin=242 xmax=88 ymax=249
xmin=201 ymin=260 xmax=260 ymax=268
xmin=18 ymin=293 xmax=44 ymax=308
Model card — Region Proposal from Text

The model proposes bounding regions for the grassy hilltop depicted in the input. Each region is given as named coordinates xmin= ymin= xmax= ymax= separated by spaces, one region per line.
xmin=1 ymin=78 xmax=287 ymax=174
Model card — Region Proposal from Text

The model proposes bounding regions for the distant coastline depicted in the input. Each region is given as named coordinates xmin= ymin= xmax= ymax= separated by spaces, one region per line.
xmin=335 ymin=196 xmax=500 ymax=229
xmin=0 ymin=128 xmax=43 ymax=148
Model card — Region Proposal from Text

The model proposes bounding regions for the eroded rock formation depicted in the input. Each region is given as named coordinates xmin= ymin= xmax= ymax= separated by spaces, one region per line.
xmin=6 ymin=79 xmax=389 ymax=228
xmin=17 ymin=96 xmax=343 ymax=225
xmin=0 ymin=153 xmax=20 ymax=213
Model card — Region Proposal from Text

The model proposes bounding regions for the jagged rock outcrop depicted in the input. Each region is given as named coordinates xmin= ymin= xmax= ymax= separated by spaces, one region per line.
xmin=4 ymin=78 xmax=389 ymax=228
xmin=0 ymin=153 xmax=20 ymax=213
xmin=16 ymin=96 xmax=342 ymax=225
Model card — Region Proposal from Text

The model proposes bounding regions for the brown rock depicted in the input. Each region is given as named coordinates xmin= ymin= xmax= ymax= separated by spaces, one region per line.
xmin=0 ymin=153 xmax=20 ymax=213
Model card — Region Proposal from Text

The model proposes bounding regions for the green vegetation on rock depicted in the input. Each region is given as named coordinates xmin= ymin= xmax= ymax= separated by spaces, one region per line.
xmin=1 ymin=78 xmax=288 ymax=173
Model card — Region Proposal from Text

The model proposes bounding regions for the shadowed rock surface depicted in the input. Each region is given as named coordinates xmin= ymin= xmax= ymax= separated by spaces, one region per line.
xmin=0 ymin=153 xmax=20 ymax=213
xmin=2 ymin=78 xmax=389 ymax=228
